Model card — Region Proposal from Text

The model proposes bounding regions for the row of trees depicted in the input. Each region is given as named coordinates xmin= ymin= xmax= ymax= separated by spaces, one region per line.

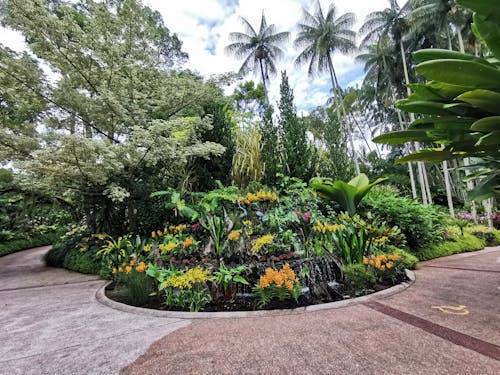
xmin=225 ymin=0 xmax=496 ymax=217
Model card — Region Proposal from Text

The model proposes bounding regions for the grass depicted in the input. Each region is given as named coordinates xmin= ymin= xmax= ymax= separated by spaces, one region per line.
xmin=415 ymin=232 xmax=485 ymax=261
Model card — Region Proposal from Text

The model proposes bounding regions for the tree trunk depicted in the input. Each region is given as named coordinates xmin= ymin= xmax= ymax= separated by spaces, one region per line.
xmin=400 ymin=39 xmax=431 ymax=204
xmin=258 ymin=58 xmax=269 ymax=102
xmin=396 ymin=109 xmax=418 ymax=199
xmin=326 ymin=54 xmax=360 ymax=175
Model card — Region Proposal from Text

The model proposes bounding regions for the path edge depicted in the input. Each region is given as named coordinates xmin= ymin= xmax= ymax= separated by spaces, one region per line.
xmin=95 ymin=269 xmax=415 ymax=319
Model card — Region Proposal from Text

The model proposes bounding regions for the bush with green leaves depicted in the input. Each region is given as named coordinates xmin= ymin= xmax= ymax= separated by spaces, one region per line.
xmin=342 ymin=264 xmax=375 ymax=295
xmin=416 ymin=232 xmax=485 ymax=260
xmin=364 ymin=188 xmax=444 ymax=250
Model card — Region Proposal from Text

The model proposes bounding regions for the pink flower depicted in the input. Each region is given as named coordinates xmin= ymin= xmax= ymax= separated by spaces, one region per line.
xmin=191 ymin=222 xmax=201 ymax=232
xmin=303 ymin=212 xmax=311 ymax=222
xmin=294 ymin=210 xmax=302 ymax=219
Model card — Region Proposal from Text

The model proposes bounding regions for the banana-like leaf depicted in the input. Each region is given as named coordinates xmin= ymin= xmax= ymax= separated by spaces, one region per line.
xmin=470 ymin=116 xmax=500 ymax=131
xmin=396 ymin=149 xmax=460 ymax=164
xmin=426 ymin=81 xmax=473 ymax=99
xmin=407 ymin=84 xmax=447 ymax=101
xmin=457 ymin=0 xmax=500 ymax=24
xmin=310 ymin=174 xmax=386 ymax=215
xmin=410 ymin=116 xmax=474 ymax=131
xmin=473 ymin=13 xmax=500 ymax=60
xmin=467 ymin=173 xmax=500 ymax=202
xmin=413 ymin=49 xmax=492 ymax=65
xmin=475 ymin=132 xmax=500 ymax=146
xmin=456 ymin=90 xmax=500 ymax=114
xmin=416 ymin=60 xmax=500 ymax=91
xmin=373 ymin=130 xmax=435 ymax=145
xmin=397 ymin=100 xmax=469 ymax=116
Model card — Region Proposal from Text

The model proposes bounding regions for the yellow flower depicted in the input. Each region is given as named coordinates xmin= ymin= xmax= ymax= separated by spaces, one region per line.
xmin=252 ymin=234 xmax=275 ymax=253
xmin=118 ymin=267 xmax=123 ymax=272
xmin=79 ymin=247 xmax=88 ymax=253
xmin=159 ymin=241 xmax=177 ymax=254
xmin=151 ymin=231 xmax=156 ymax=239
xmin=379 ymin=265 xmax=386 ymax=271
xmin=238 ymin=190 xmax=278 ymax=205
xmin=386 ymin=262 xmax=393 ymax=269
xmin=111 ymin=268 xmax=117 ymax=274
xmin=143 ymin=244 xmax=152 ymax=252
xmin=228 ymin=230 xmax=241 ymax=241
xmin=363 ymin=257 xmax=369 ymax=265
xmin=125 ymin=265 xmax=133 ymax=274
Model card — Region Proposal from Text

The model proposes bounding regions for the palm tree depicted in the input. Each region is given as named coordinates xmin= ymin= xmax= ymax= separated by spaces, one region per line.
xmin=294 ymin=1 xmax=358 ymax=173
xmin=294 ymin=1 xmax=356 ymax=108
xmin=225 ymin=13 xmax=289 ymax=99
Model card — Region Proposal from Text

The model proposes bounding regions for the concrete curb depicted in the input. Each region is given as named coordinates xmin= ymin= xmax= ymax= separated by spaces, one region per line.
xmin=95 ymin=269 xmax=415 ymax=319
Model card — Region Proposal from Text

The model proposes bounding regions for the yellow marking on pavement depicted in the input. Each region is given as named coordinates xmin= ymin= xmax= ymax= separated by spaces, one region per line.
xmin=431 ymin=305 xmax=469 ymax=315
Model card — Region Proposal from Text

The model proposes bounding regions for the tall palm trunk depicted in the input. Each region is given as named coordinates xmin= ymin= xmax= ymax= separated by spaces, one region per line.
xmin=399 ymin=39 xmax=432 ymax=204
xmin=326 ymin=54 xmax=360 ymax=174
xmin=258 ymin=58 xmax=269 ymax=102
xmin=396 ymin=107 xmax=418 ymax=199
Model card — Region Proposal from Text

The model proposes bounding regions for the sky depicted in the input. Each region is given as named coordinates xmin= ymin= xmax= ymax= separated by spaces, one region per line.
xmin=0 ymin=0 xmax=405 ymax=112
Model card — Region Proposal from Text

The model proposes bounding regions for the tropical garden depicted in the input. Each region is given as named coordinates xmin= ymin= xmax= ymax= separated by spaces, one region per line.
xmin=0 ymin=0 xmax=499 ymax=312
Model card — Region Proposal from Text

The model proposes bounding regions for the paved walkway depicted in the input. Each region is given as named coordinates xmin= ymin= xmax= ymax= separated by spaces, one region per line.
xmin=0 ymin=246 xmax=189 ymax=375
xmin=1 ymin=247 xmax=499 ymax=374
xmin=123 ymin=247 xmax=500 ymax=375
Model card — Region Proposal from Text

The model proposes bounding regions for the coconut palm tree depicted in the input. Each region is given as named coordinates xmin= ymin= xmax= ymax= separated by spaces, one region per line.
xmin=294 ymin=1 xmax=356 ymax=108
xmin=294 ymin=1 xmax=358 ymax=172
xmin=225 ymin=13 xmax=289 ymax=99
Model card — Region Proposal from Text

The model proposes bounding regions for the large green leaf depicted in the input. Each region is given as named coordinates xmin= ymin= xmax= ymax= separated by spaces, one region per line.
xmin=475 ymin=132 xmax=500 ymax=146
xmin=426 ymin=81 xmax=472 ymax=99
xmin=410 ymin=116 xmax=474 ymax=131
xmin=413 ymin=49 xmax=492 ymax=65
xmin=309 ymin=178 xmax=357 ymax=215
xmin=416 ymin=60 xmax=500 ymax=91
xmin=470 ymin=116 xmax=500 ymax=131
xmin=457 ymin=0 xmax=500 ymax=24
xmin=397 ymin=100 xmax=462 ymax=116
xmin=373 ymin=130 xmax=435 ymax=145
xmin=348 ymin=173 xmax=369 ymax=190
xmin=354 ymin=178 xmax=387 ymax=207
xmin=407 ymin=84 xmax=448 ymax=101
xmin=473 ymin=13 xmax=500 ymax=60
xmin=396 ymin=149 xmax=460 ymax=164
xmin=456 ymin=90 xmax=500 ymax=114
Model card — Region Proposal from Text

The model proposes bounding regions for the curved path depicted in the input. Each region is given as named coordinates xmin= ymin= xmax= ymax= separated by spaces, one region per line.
xmin=0 ymin=247 xmax=499 ymax=374
xmin=0 ymin=246 xmax=189 ymax=375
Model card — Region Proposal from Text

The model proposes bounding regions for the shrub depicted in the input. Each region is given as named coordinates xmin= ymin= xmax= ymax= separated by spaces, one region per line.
xmin=0 ymin=231 xmax=61 ymax=257
xmin=468 ymin=226 xmax=500 ymax=247
xmin=63 ymin=250 xmax=102 ymax=274
xmin=342 ymin=263 xmax=375 ymax=294
xmin=364 ymin=188 xmax=444 ymax=250
xmin=416 ymin=233 xmax=485 ymax=261
xmin=114 ymin=269 xmax=153 ymax=307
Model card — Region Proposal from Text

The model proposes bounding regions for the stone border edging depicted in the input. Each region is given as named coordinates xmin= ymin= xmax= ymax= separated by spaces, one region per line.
xmin=95 ymin=269 xmax=415 ymax=319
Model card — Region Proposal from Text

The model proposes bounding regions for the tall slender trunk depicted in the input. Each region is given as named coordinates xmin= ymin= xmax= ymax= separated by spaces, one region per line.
xmin=326 ymin=54 xmax=360 ymax=175
xmin=400 ymin=39 xmax=431 ymax=204
xmin=258 ymin=58 xmax=269 ymax=103
xmin=396 ymin=108 xmax=418 ymax=199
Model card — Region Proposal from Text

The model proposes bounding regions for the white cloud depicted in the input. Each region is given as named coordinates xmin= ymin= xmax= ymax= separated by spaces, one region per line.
xmin=0 ymin=0 xmax=407 ymax=110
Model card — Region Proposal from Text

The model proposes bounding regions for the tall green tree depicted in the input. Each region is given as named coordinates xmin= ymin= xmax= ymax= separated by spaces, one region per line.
xmin=0 ymin=0 xmax=227 ymax=234
xmin=225 ymin=13 xmax=289 ymax=99
xmin=277 ymin=71 xmax=315 ymax=181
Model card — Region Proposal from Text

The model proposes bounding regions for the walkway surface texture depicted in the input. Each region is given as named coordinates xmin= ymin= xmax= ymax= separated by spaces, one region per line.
xmin=0 ymin=246 xmax=499 ymax=374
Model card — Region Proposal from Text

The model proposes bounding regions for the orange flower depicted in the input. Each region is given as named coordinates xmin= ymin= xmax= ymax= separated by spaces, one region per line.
xmin=386 ymin=262 xmax=393 ymax=269
xmin=363 ymin=257 xmax=369 ymax=265
xmin=125 ymin=265 xmax=133 ymax=274
xmin=129 ymin=259 xmax=136 ymax=266
xmin=285 ymin=281 xmax=293 ymax=290
xmin=118 ymin=267 xmax=123 ymax=272
xmin=135 ymin=262 xmax=147 ymax=273
xmin=112 ymin=268 xmax=117 ymax=274
xmin=228 ymin=230 xmax=241 ymax=241
xmin=379 ymin=265 xmax=386 ymax=271
xmin=183 ymin=238 xmax=194 ymax=248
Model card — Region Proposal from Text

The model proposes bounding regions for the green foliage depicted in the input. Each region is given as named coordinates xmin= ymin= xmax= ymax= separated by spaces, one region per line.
xmin=310 ymin=173 xmax=387 ymax=215
xmin=114 ymin=271 xmax=154 ymax=307
xmin=0 ymin=231 xmax=61 ymax=257
xmin=374 ymin=0 xmax=500 ymax=200
xmin=62 ymin=250 xmax=102 ymax=275
xmin=342 ymin=264 xmax=375 ymax=294
xmin=306 ymin=107 xmax=354 ymax=181
xmin=416 ymin=232 xmax=485 ymax=260
xmin=278 ymin=71 xmax=316 ymax=181
xmin=260 ymin=105 xmax=283 ymax=186
xmin=364 ymin=187 xmax=444 ymax=250
xmin=231 ymin=124 xmax=264 ymax=187
xmin=391 ymin=248 xmax=419 ymax=270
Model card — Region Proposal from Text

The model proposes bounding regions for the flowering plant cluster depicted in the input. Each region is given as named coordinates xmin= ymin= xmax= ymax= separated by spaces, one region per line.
xmin=238 ymin=190 xmax=278 ymax=205
xmin=112 ymin=259 xmax=148 ymax=275
xmin=253 ymin=263 xmax=302 ymax=307
xmin=363 ymin=253 xmax=404 ymax=283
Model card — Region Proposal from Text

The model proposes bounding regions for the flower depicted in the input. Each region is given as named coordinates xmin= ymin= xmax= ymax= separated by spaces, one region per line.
xmin=238 ymin=190 xmax=278 ymax=205
xmin=191 ymin=222 xmax=201 ymax=232
xmin=294 ymin=210 xmax=302 ymax=219
xmin=252 ymin=234 xmax=275 ymax=253
xmin=112 ymin=268 xmax=117 ymax=274
xmin=143 ymin=244 xmax=152 ymax=252
xmin=125 ymin=265 xmax=132 ymax=274
xmin=312 ymin=221 xmax=345 ymax=233
xmin=136 ymin=262 xmax=147 ymax=273
xmin=183 ymin=238 xmax=194 ymax=248
xmin=159 ymin=241 xmax=177 ymax=254
xmin=228 ymin=230 xmax=241 ymax=241
xmin=258 ymin=263 xmax=298 ymax=289
xmin=303 ymin=212 xmax=311 ymax=222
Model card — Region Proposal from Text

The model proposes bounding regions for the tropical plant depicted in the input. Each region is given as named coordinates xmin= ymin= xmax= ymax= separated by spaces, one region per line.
xmin=310 ymin=173 xmax=386 ymax=215
xmin=225 ymin=13 xmax=290 ymax=97
xmin=374 ymin=0 xmax=500 ymax=201
xmin=253 ymin=263 xmax=302 ymax=308
xmin=232 ymin=124 xmax=264 ymax=187
xmin=211 ymin=264 xmax=249 ymax=302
